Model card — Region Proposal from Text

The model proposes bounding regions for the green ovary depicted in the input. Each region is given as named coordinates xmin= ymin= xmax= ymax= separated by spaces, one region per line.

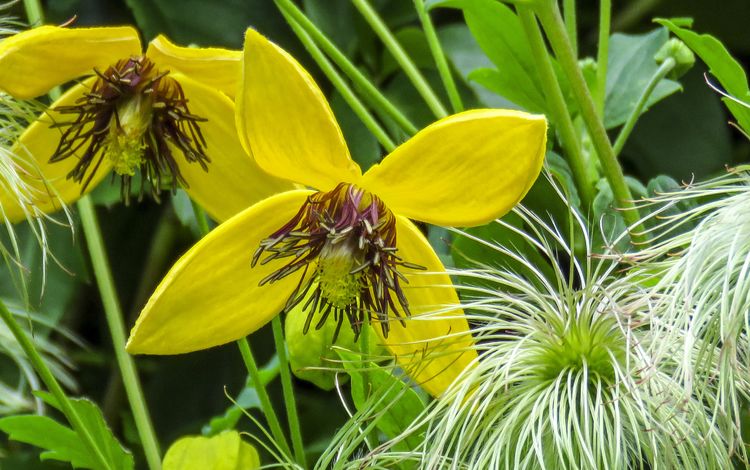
xmin=106 ymin=95 xmax=150 ymax=176
xmin=317 ymin=241 xmax=363 ymax=309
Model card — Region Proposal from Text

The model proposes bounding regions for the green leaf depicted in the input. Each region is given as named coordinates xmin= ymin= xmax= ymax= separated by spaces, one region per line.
xmin=35 ymin=392 xmax=134 ymax=470
xmin=656 ymin=18 xmax=750 ymax=133
xmin=0 ymin=415 xmax=94 ymax=468
xmin=163 ymin=431 xmax=260 ymax=470
xmin=604 ymin=29 xmax=682 ymax=128
xmin=339 ymin=351 xmax=426 ymax=452
xmin=431 ymin=0 xmax=546 ymax=112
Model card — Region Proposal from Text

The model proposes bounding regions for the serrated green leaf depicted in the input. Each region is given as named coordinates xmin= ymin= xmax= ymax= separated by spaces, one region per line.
xmin=656 ymin=18 xmax=750 ymax=134
xmin=604 ymin=29 xmax=682 ymax=128
xmin=431 ymin=0 xmax=546 ymax=112
xmin=339 ymin=351 xmax=426 ymax=452
xmin=35 ymin=392 xmax=134 ymax=470
xmin=0 ymin=415 xmax=94 ymax=468
xmin=163 ymin=431 xmax=260 ymax=470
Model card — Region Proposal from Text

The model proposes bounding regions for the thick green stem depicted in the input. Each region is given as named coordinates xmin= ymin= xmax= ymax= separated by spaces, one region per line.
xmin=562 ymin=0 xmax=577 ymax=57
xmin=77 ymin=197 xmax=162 ymax=470
xmin=188 ymin=204 xmax=293 ymax=457
xmin=236 ymin=338 xmax=292 ymax=458
xmin=413 ymin=0 xmax=464 ymax=113
xmin=595 ymin=0 xmax=611 ymax=115
xmin=613 ymin=58 xmax=675 ymax=156
xmin=0 ymin=301 xmax=112 ymax=470
xmin=352 ymin=0 xmax=448 ymax=119
xmin=517 ymin=7 xmax=594 ymax=208
xmin=535 ymin=2 xmax=646 ymax=243
xmin=272 ymin=316 xmax=306 ymax=468
xmin=281 ymin=9 xmax=396 ymax=152
xmin=274 ymin=0 xmax=418 ymax=136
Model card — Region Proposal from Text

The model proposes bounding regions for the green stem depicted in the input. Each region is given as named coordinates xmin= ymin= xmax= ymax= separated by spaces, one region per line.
xmin=272 ymin=316 xmax=306 ymax=468
xmin=188 ymin=204 xmax=293 ymax=457
xmin=562 ymin=0 xmax=578 ymax=57
xmin=0 ymin=301 xmax=112 ymax=470
xmin=281 ymin=9 xmax=396 ymax=152
xmin=236 ymin=338 xmax=292 ymax=458
xmin=534 ymin=2 xmax=646 ymax=243
xmin=613 ymin=57 xmax=675 ymax=156
xmin=595 ymin=0 xmax=611 ymax=115
xmin=358 ymin=323 xmax=376 ymax=450
xmin=413 ymin=0 xmax=464 ymax=113
xmin=21 ymin=0 xmax=43 ymax=25
xmin=352 ymin=0 xmax=449 ymax=119
xmin=274 ymin=0 xmax=418 ymax=136
xmin=77 ymin=197 xmax=162 ymax=470
xmin=517 ymin=7 xmax=594 ymax=208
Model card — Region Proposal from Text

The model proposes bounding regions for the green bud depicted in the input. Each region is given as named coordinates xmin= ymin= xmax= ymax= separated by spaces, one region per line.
xmin=655 ymin=38 xmax=695 ymax=80
xmin=285 ymin=297 xmax=384 ymax=391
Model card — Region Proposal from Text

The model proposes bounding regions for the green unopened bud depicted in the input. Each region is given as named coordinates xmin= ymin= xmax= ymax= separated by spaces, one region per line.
xmin=655 ymin=38 xmax=695 ymax=80
xmin=579 ymin=57 xmax=598 ymax=94
xmin=285 ymin=294 xmax=384 ymax=390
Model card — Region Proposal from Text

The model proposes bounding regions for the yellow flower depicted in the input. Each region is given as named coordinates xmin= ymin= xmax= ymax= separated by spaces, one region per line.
xmin=126 ymin=29 xmax=547 ymax=397
xmin=0 ymin=26 xmax=292 ymax=222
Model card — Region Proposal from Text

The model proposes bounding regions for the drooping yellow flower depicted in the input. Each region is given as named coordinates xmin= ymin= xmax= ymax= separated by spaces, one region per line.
xmin=126 ymin=29 xmax=547 ymax=397
xmin=0 ymin=26 xmax=292 ymax=222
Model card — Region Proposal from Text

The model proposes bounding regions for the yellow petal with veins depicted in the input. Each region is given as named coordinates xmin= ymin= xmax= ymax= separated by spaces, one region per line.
xmin=1 ymin=79 xmax=112 ymax=222
xmin=146 ymin=35 xmax=241 ymax=99
xmin=237 ymin=28 xmax=361 ymax=191
xmin=362 ymin=109 xmax=547 ymax=227
xmin=374 ymin=216 xmax=477 ymax=398
xmin=171 ymin=74 xmax=294 ymax=222
xmin=126 ymin=190 xmax=313 ymax=355
xmin=0 ymin=26 xmax=141 ymax=99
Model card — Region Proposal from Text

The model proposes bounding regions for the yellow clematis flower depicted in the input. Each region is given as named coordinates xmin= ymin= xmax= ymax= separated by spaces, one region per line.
xmin=0 ymin=25 xmax=292 ymax=222
xmin=126 ymin=29 xmax=547 ymax=397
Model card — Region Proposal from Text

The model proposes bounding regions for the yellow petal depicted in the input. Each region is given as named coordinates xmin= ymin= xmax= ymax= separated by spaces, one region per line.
xmin=375 ymin=216 xmax=478 ymax=398
xmin=126 ymin=190 xmax=313 ymax=355
xmin=0 ymin=26 xmax=141 ymax=99
xmin=171 ymin=74 xmax=294 ymax=222
xmin=1 ymin=79 xmax=112 ymax=222
xmin=146 ymin=35 xmax=241 ymax=99
xmin=236 ymin=28 xmax=360 ymax=190
xmin=362 ymin=110 xmax=547 ymax=227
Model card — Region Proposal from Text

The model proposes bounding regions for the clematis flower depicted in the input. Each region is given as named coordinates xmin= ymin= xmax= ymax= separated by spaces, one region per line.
xmin=126 ymin=29 xmax=547 ymax=396
xmin=0 ymin=25 xmax=292 ymax=222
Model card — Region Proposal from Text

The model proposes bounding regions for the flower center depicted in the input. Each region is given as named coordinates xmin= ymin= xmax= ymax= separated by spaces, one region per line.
xmin=252 ymin=183 xmax=424 ymax=340
xmin=49 ymin=56 xmax=210 ymax=202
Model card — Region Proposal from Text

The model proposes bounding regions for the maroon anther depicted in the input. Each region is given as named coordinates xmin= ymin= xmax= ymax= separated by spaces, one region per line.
xmin=252 ymin=183 xmax=425 ymax=340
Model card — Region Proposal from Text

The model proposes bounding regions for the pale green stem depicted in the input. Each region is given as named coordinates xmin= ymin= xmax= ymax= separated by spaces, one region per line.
xmin=281 ymin=9 xmax=396 ymax=152
xmin=188 ymin=203 xmax=293 ymax=458
xmin=78 ymin=196 xmax=162 ymax=470
xmin=236 ymin=338 xmax=293 ymax=459
xmin=21 ymin=0 xmax=43 ymax=25
xmin=352 ymin=0 xmax=449 ymax=119
xmin=595 ymin=0 xmax=611 ymax=115
xmin=534 ymin=2 xmax=646 ymax=243
xmin=274 ymin=0 xmax=418 ymax=136
xmin=562 ymin=0 xmax=578 ymax=57
xmin=413 ymin=0 xmax=464 ymax=113
xmin=613 ymin=57 xmax=675 ymax=156
xmin=517 ymin=7 xmax=594 ymax=208
xmin=0 ymin=300 xmax=112 ymax=470
xmin=358 ymin=322 xmax=376 ymax=450
xmin=22 ymin=1 xmax=161 ymax=465
xmin=272 ymin=316 xmax=306 ymax=468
